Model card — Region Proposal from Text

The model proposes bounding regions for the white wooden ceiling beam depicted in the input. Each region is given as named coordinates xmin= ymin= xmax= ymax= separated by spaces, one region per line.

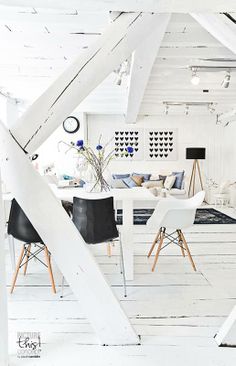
xmin=190 ymin=13 xmax=236 ymax=55
xmin=1 ymin=0 xmax=236 ymax=12
xmin=125 ymin=13 xmax=170 ymax=124
xmin=0 ymin=168 xmax=8 ymax=366
xmin=10 ymin=12 xmax=164 ymax=154
xmin=216 ymin=107 xmax=236 ymax=126
xmin=0 ymin=12 xmax=167 ymax=346
xmin=215 ymin=306 xmax=236 ymax=346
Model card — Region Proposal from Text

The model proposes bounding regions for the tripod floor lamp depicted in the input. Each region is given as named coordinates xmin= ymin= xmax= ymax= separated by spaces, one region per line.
xmin=186 ymin=147 xmax=206 ymax=197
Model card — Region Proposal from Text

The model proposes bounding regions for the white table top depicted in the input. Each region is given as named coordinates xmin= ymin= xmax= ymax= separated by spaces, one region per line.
xmin=49 ymin=185 xmax=158 ymax=202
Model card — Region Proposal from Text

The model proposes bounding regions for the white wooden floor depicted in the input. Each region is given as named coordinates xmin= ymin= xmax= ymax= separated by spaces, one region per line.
xmin=5 ymin=205 xmax=236 ymax=365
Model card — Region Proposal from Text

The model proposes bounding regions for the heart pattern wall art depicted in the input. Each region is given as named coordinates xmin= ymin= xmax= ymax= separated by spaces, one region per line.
xmin=114 ymin=129 xmax=144 ymax=160
xmin=145 ymin=129 xmax=178 ymax=161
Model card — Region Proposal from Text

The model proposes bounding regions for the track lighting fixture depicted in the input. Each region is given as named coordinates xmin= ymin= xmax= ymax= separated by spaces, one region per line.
xmin=208 ymin=103 xmax=216 ymax=114
xmin=164 ymin=104 xmax=169 ymax=115
xmin=185 ymin=105 xmax=189 ymax=115
xmin=221 ymin=71 xmax=231 ymax=88
xmin=191 ymin=68 xmax=200 ymax=85
xmin=114 ymin=60 xmax=130 ymax=86
xmin=163 ymin=101 xmax=217 ymax=116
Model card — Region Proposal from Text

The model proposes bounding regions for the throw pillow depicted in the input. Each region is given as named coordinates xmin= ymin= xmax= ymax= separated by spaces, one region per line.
xmin=141 ymin=180 xmax=163 ymax=189
xmin=111 ymin=178 xmax=127 ymax=189
xmin=132 ymin=173 xmax=151 ymax=182
xmin=172 ymin=171 xmax=185 ymax=189
xmin=112 ymin=173 xmax=130 ymax=179
xmin=150 ymin=174 xmax=160 ymax=181
xmin=164 ymin=175 xmax=176 ymax=190
xmin=159 ymin=174 xmax=167 ymax=183
xmin=131 ymin=175 xmax=144 ymax=186
xmin=122 ymin=176 xmax=138 ymax=188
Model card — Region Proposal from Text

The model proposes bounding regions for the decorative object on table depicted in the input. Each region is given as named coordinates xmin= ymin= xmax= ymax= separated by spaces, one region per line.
xmin=59 ymin=137 xmax=134 ymax=192
xmin=114 ymin=129 xmax=144 ymax=160
xmin=63 ymin=116 xmax=80 ymax=133
xmin=186 ymin=147 xmax=206 ymax=196
xmin=145 ymin=129 xmax=178 ymax=160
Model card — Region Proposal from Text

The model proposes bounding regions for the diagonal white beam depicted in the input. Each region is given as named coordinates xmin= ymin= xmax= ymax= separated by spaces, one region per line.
xmin=190 ymin=13 xmax=236 ymax=54
xmin=10 ymin=12 xmax=164 ymax=154
xmin=0 ymin=12 xmax=165 ymax=347
xmin=125 ymin=13 xmax=170 ymax=124
xmin=215 ymin=306 xmax=236 ymax=346
xmin=0 ymin=168 xmax=8 ymax=366
xmin=0 ymin=121 xmax=139 ymax=346
xmin=217 ymin=108 xmax=236 ymax=126
xmin=1 ymin=1 xmax=236 ymax=12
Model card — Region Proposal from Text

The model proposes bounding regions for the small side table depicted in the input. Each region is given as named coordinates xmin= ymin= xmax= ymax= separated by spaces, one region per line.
xmin=214 ymin=193 xmax=230 ymax=208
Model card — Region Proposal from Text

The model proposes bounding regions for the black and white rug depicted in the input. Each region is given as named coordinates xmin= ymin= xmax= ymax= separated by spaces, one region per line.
xmin=116 ymin=208 xmax=236 ymax=225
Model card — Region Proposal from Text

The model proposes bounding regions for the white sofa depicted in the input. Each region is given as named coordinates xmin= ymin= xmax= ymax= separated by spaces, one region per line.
xmin=111 ymin=171 xmax=187 ymax=199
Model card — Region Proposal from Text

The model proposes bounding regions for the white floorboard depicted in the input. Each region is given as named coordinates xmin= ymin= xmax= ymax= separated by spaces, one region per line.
xmin=5 ymin=206 xmax=236 ymax=365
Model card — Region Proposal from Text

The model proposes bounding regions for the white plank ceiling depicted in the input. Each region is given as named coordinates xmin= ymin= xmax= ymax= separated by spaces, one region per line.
xmin=0 ymin=4 xmax=236 ymax=116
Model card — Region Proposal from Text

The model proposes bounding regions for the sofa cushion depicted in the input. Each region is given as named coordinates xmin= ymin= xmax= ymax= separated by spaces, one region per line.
xmin=112 ymin=173 xmax=130 ymax=179
xmin=164 ymin=175 xmax=176 ymax=190
xmin=131 ymin=175 xmax=144 ymax=186
xmin=132 ymin=173 xmax=151 ymax=182
xmin=172 ymin=171 xmax=185 ymax=189
xmin=142 ymin=180 xmax=163 ymax=189
xmin=111 ymin=178 xmax=127 ymax=189
xmin=159 ymin=174 xmax=167 ymax=183
xmin=169 ymin=188 xmax=186 ymax=195
xmin=122 ymin=176 xmax=139 ymax=188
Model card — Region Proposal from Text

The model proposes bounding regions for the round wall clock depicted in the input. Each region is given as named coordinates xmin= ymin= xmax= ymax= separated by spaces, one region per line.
xmin=63 ymin=116 xmax=80 ymax=134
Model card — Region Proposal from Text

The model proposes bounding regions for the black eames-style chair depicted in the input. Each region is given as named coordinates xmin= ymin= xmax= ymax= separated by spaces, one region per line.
xmin=61 ymin=196 xmax=127 ymax=297
xmin=8 ymin=199 xmax=56 ymax=294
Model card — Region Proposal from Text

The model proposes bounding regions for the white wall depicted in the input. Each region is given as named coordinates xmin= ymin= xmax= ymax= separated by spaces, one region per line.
xmin=34 ymin=111 xmax=234 ymax=187
xmin=36 ymin=111 xmax=86 ymax=178
xmin=87 ymin=114 xmax=228 ymax=185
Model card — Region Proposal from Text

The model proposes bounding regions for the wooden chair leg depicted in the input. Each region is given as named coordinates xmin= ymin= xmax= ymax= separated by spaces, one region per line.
xmin=10 ymin=245 xmax=25 ymax=294
xmin=107 ymin=243 xmax=112 ymax=257
xmin=147 ymin=229 xmax=161 ymax=258
xmin=151 ymin=229 xmax=165 ymax=272
xmin=23 ymin=244 xmax=31 ymax=275
xmin=180 ymin=231 xmax=197 ymax=271
xmin=177 ymin=230 xmax=185 ymax=257
xmin=44 ymin=246 xmax=56 ymax=293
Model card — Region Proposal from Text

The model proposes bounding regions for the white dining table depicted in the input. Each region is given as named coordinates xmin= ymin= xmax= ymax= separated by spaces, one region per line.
xmin=3 ymin=186 xmax=158 ymax=281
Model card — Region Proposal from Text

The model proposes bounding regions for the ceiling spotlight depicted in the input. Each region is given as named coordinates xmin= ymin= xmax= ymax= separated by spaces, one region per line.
xmin=185 ymin=105 xmax=189 ymax=116
xmin=191 ymin=68 xmax=200 ymax=85
xmin=115 ymin=75 xmax=122 ymax=85
xmin=114 ymin=59 xmax=130 ymax=86
xmin=221 ymin=71 xmax=231 ymax=88
xmin=164 ymin=104 xmax=169 ymax=115
xmin=208 ymin=103 xmax=216 ymax=114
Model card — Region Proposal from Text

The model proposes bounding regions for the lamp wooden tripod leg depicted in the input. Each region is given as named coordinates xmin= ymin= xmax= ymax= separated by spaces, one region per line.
xmin=188 ymin=159 xmax=204 ymax=197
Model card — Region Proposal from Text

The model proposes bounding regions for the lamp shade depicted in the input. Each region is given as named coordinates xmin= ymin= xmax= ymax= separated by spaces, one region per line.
xmin=186 ymin=147 xmax=206 ymax=160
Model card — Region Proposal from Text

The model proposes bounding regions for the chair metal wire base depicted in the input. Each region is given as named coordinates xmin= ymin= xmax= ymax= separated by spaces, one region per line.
xmin=10 ymin=243 xmax=56 ymax=294
xmin=147 ymin=227 xmax=197 ymax=272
